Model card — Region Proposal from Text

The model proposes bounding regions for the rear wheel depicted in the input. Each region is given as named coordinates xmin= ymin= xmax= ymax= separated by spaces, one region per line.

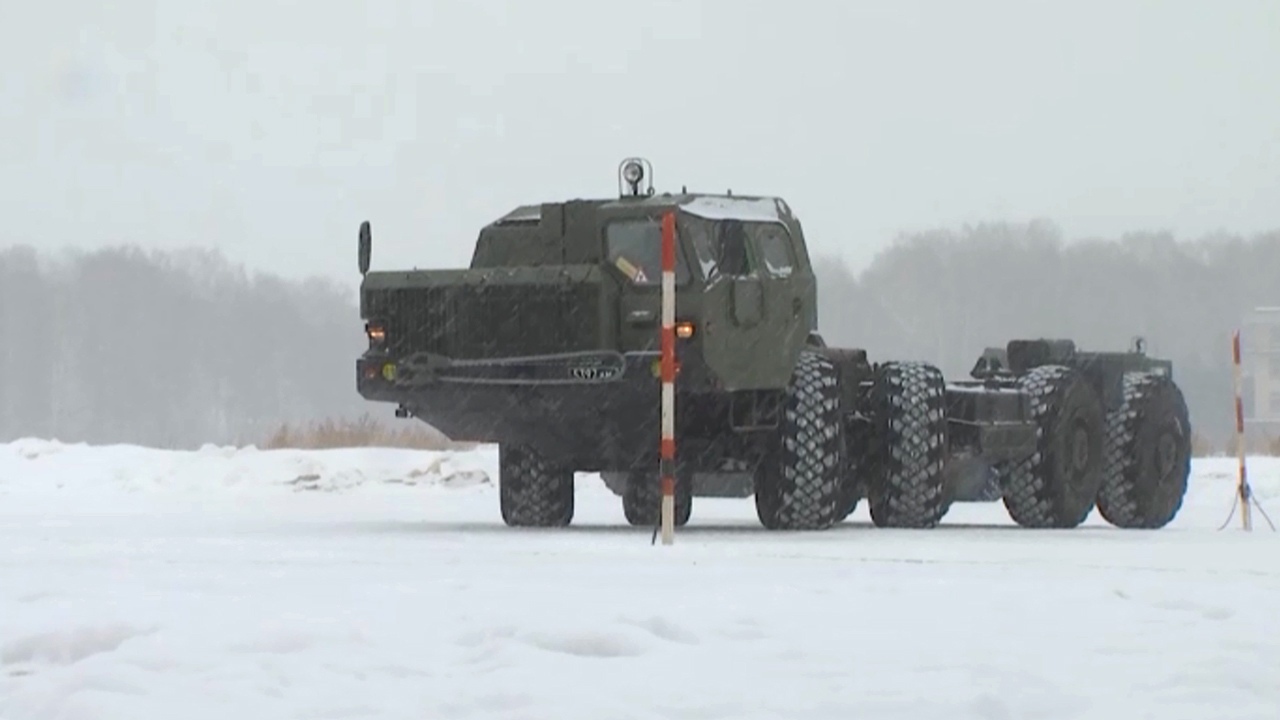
xmin=622 ymin=470 xmax=693 ymax=527
xmin=1097 ymin=372 xmax=1191 ymax=528
xmin=835 ymin=413 xmax=874 ymax=522
xmin=866 ymin=361 xmax=951 ymax=528
xmin=997 ymin=365 xmax=1105 ymax=528
xmin=753 ymin=351 xmax=844 ymax=530
xmin=499 ymin=444 xmax=574 ymax=527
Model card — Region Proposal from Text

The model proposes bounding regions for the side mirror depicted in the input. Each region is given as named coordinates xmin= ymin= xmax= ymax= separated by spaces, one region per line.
xmin=358 ymin=221 xmax=372 ymax=275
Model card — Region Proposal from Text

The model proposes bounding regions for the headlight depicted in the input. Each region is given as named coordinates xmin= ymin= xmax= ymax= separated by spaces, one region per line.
xmin=365 ymin=321 xmax=387 ymax=346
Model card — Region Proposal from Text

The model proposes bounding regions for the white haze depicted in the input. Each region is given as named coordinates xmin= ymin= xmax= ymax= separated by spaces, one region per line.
xmin=2 ymin=0 xmax=1279 ymax=287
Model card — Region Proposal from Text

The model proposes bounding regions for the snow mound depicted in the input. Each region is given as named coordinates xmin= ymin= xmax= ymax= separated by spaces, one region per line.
xmin=0 ymin=438 xmax=493 ymax=496
xmin=1 ymin=623 xmax=155 ymax=667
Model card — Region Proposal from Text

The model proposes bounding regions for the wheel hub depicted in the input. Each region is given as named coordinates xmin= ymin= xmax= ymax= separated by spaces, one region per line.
xmin=1070 ymin=423 xmax=1091 ymax=473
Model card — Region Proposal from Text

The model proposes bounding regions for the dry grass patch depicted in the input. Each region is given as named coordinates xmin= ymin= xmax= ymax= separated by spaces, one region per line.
xmin=1242 ymin=434 xmax=1280 ymax=456
xmin=1191 ymin=432 xmax=1217 ymax=457
xmin=262 ymin=414 xmax=471 ymax=451
xmin=1189 ymin=431 xmax=1280 ymax=457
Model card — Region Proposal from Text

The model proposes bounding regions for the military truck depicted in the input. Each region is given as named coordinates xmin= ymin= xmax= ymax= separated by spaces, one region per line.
xmin=355 ymin=157 xmax=1192 ymax=531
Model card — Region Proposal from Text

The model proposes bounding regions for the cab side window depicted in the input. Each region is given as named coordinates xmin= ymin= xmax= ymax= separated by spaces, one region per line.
xmin=687 ymin=218 xmax=797 ymax=281
xmin=753 ymin=223 xmax=795 ymax=278
xmin=714 ymin=220 xmax=753 ymax=277
xmin=692 ymin=219 xmax=756 ymax=280
xmin=685 ymin=220 xmax=720 ymax=280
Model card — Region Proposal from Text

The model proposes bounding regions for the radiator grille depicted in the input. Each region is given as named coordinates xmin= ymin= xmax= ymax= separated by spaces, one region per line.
xmin=366 ymin=283 xmax=602 ymax=359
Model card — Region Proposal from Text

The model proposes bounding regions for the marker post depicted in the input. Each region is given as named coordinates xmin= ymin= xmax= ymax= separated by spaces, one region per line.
xmin=659 ymin=211 xmax=677 ymax=545
xmin=1231 ymin=330 xmax=1253 ymax=531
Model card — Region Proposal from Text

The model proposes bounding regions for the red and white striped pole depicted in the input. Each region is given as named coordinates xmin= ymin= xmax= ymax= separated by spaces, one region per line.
xmin=1231 ymin=330 xmax=1253 ymax=531
xmin=659 ymin=211 xmax=677 ymax=545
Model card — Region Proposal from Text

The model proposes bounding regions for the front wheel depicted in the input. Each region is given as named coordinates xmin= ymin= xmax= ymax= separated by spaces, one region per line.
xmin=499 ymin=444 xmax=575 ymax=527
xmin=753 ymin=351 xmax=844 ymax=530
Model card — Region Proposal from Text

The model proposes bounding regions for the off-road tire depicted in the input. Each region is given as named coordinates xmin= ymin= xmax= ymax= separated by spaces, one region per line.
xmin=622 ymin=471 xmax=693 ymax=527
xmin=754 ymin=351 xmax=844 ymax=530
xmin=499 ymin=444 xmax=574 ymax=527
xmin=997 ymin=365 xmax=1105 ymax=528
xmin=835 ymin=436 xmax=864 ymax=522
xmin=834 ymin=412 xmax=875 ymax=522
xmin=865 ymin=361 xmax=951 ymax=528
xmin=1096 ymin=372 xmax=1192 ymax=529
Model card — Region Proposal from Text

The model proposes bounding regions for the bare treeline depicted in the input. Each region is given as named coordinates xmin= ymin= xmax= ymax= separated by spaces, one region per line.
xmin=813 ymin=220 xmax=1280 ymax=448
xmin=0 ymin=245 xmax=367 ymax=448
xmin=1 ymin=220 xmax=1274 ymax=449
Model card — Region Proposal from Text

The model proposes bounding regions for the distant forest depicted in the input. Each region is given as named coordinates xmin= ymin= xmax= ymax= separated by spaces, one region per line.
xmin=1 ymin=220 xmax=1276 ymax=449
xmin=813 ymin=221 xmax=1279 ymax=450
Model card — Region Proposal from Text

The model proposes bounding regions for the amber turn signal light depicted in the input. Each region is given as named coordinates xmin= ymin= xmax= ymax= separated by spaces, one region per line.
xmin=675 ymin=321 xmax=695 ymax=339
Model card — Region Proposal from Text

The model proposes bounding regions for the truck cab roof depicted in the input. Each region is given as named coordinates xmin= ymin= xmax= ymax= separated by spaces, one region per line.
xmin=491 ymin=192 xmax=796 ymax=228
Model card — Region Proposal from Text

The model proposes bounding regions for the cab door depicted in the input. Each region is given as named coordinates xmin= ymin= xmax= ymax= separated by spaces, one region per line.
xmin=694 ymin=219 xmax=797 ymax=391
xmin=750 ymin=222 xmax=811 ymax=357
xmin=606 ymin=215 xmax=692 ymax=352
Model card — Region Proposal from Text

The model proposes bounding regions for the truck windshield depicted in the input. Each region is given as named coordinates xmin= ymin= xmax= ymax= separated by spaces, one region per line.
xmin=604 ymin=218 xmax=691 ymax=285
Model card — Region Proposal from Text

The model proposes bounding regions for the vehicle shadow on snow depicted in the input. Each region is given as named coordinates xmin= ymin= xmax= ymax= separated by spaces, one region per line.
xmin=326 ymin=518 xmax=1046 ymax=537
xmin=319 ymin=519 xmax=873 ymax=536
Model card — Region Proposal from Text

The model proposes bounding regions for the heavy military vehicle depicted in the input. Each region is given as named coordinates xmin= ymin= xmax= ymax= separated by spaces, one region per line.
xmin=355 ymin=158 xmax=1192 ymax=531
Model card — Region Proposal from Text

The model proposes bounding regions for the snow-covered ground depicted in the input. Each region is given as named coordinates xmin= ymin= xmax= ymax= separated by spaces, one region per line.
xmin=2 ymin=439 xmax=1278 ymax=720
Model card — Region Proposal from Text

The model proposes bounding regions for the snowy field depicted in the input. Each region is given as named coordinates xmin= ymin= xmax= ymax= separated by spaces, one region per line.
xmin=2 ymin=439 xmax=1279 ymax=720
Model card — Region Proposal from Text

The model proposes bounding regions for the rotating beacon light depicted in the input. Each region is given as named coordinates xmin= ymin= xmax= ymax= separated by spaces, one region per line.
xmin=617 ymin=157 xmax=654 ymax=198
xmin=623 ymin=161 xmax=643 ymax=185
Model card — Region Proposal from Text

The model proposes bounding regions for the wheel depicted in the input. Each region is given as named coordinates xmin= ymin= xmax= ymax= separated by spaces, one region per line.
xmin=834 ymin=465 xmax=863 ymax=522
xmin=753 ymin=350 xmax=844 ymax=530
xmin=834 ymin=415 xmax=873 ymax=522
xmin=1096 ymin=372 xmax=1191 ymax=528
xmin=599 ymin=471 xmax=628 ymax=497
xmin=866 ymin=361 xmax=951 ymax=528
xmin=499 ymin=444 xmax=574 ymax=527
xmin=835 ymin=491 xmax=862 ymax=522
xmin=622 ymin=470 xmax=693 ymax=527
xmin=997 ymin=365 xmax=1105 ymax=528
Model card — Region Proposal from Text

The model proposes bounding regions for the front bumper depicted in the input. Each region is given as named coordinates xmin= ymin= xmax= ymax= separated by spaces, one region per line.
xmin=357 ymin=350 xmax=671 ymax=466
xmin=366 ymin=349 xmax=639 ymax=388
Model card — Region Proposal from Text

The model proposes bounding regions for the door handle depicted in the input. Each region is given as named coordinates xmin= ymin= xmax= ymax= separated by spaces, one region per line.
xmin=792 ymin=297 xmax=803 ymax=316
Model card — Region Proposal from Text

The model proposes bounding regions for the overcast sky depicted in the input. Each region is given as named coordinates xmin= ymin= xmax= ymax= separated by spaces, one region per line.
xmin=3 ymin=0 xmax=1277 ymax=288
